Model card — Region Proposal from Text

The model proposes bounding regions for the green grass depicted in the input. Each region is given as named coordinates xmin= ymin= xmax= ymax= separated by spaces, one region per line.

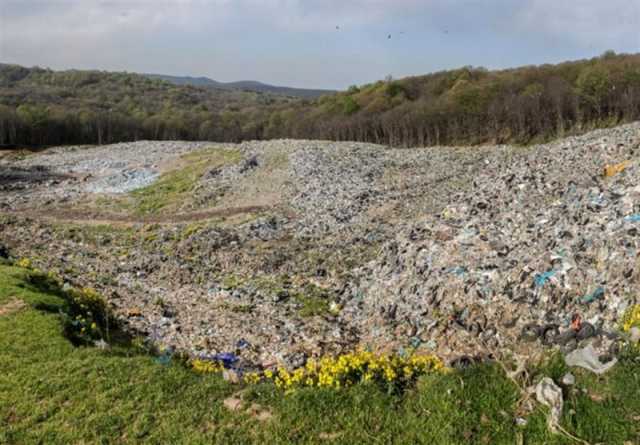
xmin=1 ymin=263 xmax=639 ymax=444
xmin=130 ymin=147 xmax=243 ymax=215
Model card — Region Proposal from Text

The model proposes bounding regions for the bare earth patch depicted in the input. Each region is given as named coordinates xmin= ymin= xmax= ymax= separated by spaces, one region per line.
xmin=0 ymin=298 xmax=26 ymax=316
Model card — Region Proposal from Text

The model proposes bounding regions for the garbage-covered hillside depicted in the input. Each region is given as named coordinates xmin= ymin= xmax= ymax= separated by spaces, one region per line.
xmin=1 ymin=123 xmax=639 ymax=369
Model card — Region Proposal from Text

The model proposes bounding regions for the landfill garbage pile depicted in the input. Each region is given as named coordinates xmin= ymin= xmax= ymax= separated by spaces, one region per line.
xmin=0 ymin=123 xmax=639 ymax=369
xmin=342 ymin=123 xmax=640 ymax=361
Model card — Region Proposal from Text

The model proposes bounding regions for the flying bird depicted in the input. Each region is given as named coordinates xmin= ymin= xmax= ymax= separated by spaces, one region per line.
xmin=388 ymin=34 xmax=391 ymax=39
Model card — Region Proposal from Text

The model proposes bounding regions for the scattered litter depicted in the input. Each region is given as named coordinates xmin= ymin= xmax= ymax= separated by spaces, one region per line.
xmin=565 ymin=343 xmax=617 ymax=374
xmin=0 ymin=298 xmax=26 ymax=316
xmin=155 ymin=349 xmax=173 ymax=366
xmin=603 ymin=160 xmax=630 ymax=177
xmin=223 ymin=369 xmax=241 ymax=383
xmin=581 ymin=287 xmax=605 ymax=304
xmin=629 ymin=327 xmax=640 ymax=343
xmin=213 ymin=352 xmax=239 ymax=368
xmin=319 ymin=432 xmax=343 ymax=440
xmin=625 ymin=214 xmax=640 ymax=222
xmin=514 ymin=417 xmax=528 ymax=427
xmin=535 ymin=377 xmax=563 ymax=433
xmin=93 ymin=339 xmax=110 ymax=350
xmin=127 ymin=308 xmax=142 ymax=317
xmin=534 ymin=270 xmax=556 ymax=287
xmin=449 ymin=266 xmax=467 ymax=277
xmin=246 ymin=403 xmax=273 ymax=421
xmin=223 ymin=397 xmax=243 ymax=412
xmin=570 ymin=314 xmax=582 ymax=331
xmin=329 ymin=301 xmax=342 ymax=315
xmin=561 ymin=372 xmax=575 ymax=386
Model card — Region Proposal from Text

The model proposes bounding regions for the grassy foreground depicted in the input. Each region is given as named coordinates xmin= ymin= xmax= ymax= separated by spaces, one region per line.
xmin=0 ymin=263 xmax=638 ymax=444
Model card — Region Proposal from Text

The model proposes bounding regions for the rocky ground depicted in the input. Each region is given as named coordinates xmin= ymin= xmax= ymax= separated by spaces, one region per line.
xmin=1 ymin=123 xmax=639 ymax=370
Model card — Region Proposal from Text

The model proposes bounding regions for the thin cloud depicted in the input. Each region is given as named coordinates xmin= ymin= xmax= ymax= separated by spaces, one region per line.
xmin=1 ymin=0 xmax=638 ymax=88
xmin=515 ymin=0 xmax=640 ymax=48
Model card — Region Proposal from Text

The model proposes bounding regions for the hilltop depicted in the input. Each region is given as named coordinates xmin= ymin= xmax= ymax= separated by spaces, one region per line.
xmin=145 ymin=73 xmax=336 ymax=98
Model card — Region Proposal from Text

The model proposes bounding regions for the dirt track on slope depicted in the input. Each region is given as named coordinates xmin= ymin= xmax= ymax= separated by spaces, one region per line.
xmin=7 ymin=205 xmax=275 ymax=225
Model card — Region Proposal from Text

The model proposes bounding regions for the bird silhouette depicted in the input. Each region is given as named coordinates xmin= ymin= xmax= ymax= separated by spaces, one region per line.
xmin=387 ymin=34 xmax=391 ymax=39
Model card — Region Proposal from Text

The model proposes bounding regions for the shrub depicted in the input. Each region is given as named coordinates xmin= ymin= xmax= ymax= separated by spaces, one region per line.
xmin=64 ymin=286 xmax=110 ymax=343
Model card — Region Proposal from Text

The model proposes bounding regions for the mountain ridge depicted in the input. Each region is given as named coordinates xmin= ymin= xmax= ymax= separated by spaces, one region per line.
xmin=144 ymin=73 xmax=336 ymax=98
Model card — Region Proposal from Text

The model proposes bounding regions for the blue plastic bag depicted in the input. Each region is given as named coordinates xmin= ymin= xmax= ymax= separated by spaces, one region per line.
xmin=581 ymin=287 xmax=605 ymax=304
xmin=534 ymin=270 xmax=556 ymax=287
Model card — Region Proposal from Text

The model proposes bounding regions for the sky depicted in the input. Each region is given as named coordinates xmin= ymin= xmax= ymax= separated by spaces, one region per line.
xmin=1 ymin=0 xmax=639 ymax=90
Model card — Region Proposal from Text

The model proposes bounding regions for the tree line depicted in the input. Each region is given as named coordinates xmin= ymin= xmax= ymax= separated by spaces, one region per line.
xmin=1 ymin=52 xmax=639 ymax=148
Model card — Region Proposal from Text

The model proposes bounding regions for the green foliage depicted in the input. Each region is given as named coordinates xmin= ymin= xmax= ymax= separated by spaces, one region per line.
xmin=522 ymin=82 xmax=544 ymax=98
xmin=292 ymin=283 xmax=331 ymax=317
xmin=16 ymin=104 xmax=49 ymax=128
xmin=341 ymin=96 xmax=360 ymax=115
xmin=384 ymin=81 xmax=405 ymax=98
xmin=347 ymin=85 xmax=360 ymax=94
xmin=23 ymin=268 xmax=111 ymax=344
xmin=2 ymin=54 xmax=640 ymax=148
xmin=576 ymin=65 xmax=612 ymax=106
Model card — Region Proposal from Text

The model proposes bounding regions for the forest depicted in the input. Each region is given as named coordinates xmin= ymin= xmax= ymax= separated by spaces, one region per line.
xmin=1 ymin=51 xmax=639 ymax=147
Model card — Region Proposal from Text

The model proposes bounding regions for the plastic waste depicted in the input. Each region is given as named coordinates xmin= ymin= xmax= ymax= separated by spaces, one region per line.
xmin=630 ymin=327 xmax=640 ymax=343
xmin=534 ymin=270 xmax=556 ymax=287
xmin=535 ymin=377 xmax=563 ymax=433
xmin=624 ymin=214 xmax=640 ymax=223
xmin=561 ymin=372 xmax=575 ymax=386
xmin=564 ymin=343 xmax=617 ymax=374
xmin=213 ymin=352 xmax=239 ymax=368
xmin=155 ymin=353 xmax=172 ymax=366
xmin=603 ymin=160 xmax=630 ymax=177
xmin=581 ymin=287 xmax=604 ymax=304
xmin=448 ymin=266 xmax=467 ymax=276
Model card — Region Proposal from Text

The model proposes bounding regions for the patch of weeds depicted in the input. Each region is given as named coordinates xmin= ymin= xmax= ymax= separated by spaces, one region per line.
xmin=622 ymin=304 xmax=640 ymax=333
xmin=24 ymin=269 xmax=115 ymax=345
xmin=220 ymin=274 xmax=245 ymax=290
xmin=292 ymin=283 xmax=331 ymax=317
xmin=97 ymin=274 xmax=118 ymax=287
xmin=131 ymin=147 xmax=242 ymax=214
xmin=179 ymin=222 xmax=206 ymax=240
xmin=230 ymin=304 xmax=254 ymax=314
xmin=52 ymin=222 xmax=136 ymax=247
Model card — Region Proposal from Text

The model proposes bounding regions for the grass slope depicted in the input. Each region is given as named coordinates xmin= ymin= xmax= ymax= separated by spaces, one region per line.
xmin=1 ymin=263 xmax=638 ymax=444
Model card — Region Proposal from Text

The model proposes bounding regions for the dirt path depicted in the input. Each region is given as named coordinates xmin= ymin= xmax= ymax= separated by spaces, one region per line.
xmin=7 ymin=205 xmax=277 ymax=225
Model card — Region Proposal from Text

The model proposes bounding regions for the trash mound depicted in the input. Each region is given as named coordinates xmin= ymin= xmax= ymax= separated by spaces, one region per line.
xmin=85 ymin=169 xmax=160 ymax=194
xmin=343 ymin=124 xmax=640 ymax=360
xmin=1 ymin=124 xmax=639 ymax=368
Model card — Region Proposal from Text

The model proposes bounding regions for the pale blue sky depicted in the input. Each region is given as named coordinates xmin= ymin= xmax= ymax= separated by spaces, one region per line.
xmin=1 ymin=0 xmax=639 ymax=89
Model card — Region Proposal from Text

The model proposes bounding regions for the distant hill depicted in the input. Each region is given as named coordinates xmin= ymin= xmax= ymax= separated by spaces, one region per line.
xmin=2 ymin=53 xmax=640 ymax=148
xmin=0 ymin=63 xmax=295 ymax=145
xmin=145 ymin=73 xmax=336 ymax=98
